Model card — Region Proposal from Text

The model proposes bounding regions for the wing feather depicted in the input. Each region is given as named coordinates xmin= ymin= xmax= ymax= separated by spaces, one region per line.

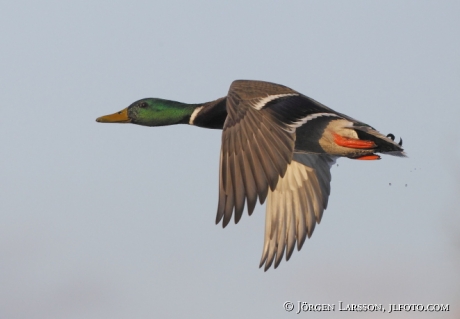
xmin=259 ymin=154 xmax=337 ymax=271
xmin=217 ymin=82 xmax=298 ymax=226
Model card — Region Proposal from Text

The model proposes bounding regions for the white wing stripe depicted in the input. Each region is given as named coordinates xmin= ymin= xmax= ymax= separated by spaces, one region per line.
xmin=251 ymin=94 xmax=299 ymax=110
xmin=289 ymin=112 xmax=341 ymax=129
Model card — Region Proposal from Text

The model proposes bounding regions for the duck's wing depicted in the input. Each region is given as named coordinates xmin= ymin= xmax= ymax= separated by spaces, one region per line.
xmin=215 ymin=80 xmax=298 ymax=227
xmin=259 ymin=153 xmax=337 ymax=271
xmin=216 ymin=80 xmax=335 ymax=227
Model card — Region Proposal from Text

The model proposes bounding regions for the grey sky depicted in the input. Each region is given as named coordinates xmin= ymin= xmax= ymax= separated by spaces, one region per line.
xmin=1 ymin=1 xmax=459 ymax=318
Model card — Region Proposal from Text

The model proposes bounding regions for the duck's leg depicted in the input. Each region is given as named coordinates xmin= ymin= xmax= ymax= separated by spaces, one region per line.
xmin=331 ymin=132 xmax=380 ymax=160
xmin=352 ymin=154 xmax=381 ymax=160
xmin=332 ymin=133 xmax=376 ymax=149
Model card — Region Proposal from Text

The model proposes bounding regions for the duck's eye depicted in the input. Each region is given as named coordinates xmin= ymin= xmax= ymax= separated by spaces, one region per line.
xmin=139 ymin=102 xmax=148 ymax=108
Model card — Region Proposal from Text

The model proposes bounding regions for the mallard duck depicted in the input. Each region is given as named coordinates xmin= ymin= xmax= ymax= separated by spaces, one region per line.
xmin=96 ymin=80 xmax=405 ymax=271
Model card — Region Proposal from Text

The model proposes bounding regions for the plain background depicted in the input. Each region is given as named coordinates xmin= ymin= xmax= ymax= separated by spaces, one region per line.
xmin=1 ymin=1 xmax=459 ymax=318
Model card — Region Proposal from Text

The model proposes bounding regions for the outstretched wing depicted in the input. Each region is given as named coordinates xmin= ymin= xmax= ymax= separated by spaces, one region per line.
xmin=216 ymin=81 xmax=299 ymax=227
xmin=259 ymin=153 xmax=337 ymax=271
xmin=216 ymin=80 xmax=340 ymax=227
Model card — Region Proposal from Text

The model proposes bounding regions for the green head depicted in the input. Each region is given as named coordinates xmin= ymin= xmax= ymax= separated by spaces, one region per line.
xmin=96 ymin=98 xmax=196 ymax=126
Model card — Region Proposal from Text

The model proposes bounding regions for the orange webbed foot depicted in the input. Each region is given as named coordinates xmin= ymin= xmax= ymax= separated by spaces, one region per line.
xmin=352 ymin=154 xmax=381 ymax=160
xmin=333 ymin=133 xmax=376 ymax=149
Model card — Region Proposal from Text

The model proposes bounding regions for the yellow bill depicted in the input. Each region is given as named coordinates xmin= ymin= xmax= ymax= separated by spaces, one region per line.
xmin=96 ymin=108 xmax=131 ymax=123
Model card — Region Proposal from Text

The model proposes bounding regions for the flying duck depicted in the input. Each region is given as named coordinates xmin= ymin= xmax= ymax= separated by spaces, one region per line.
xmin=96 ymin=80 xmax=405 ymax=271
